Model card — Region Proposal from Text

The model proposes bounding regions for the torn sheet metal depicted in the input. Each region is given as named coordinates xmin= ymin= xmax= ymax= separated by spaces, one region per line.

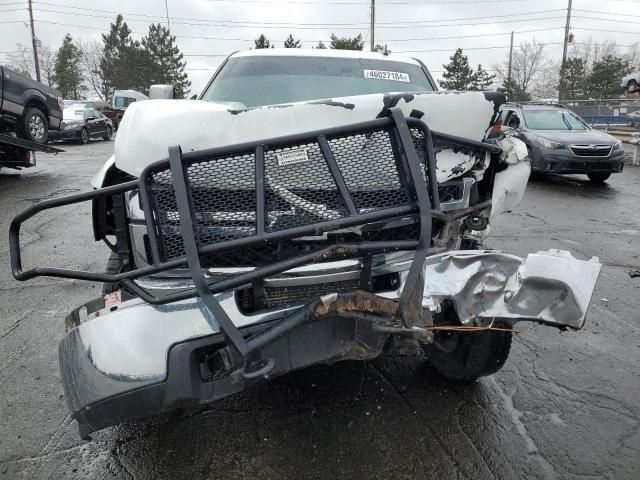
xmin=422 ymin=249 xmax=601 ymax=330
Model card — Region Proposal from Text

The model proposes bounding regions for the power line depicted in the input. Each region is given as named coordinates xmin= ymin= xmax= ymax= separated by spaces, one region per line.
xmin=395 ymin=41 xmax=637 ymax=54
xmin=573 ymin=9 xmax=640 ymax=18
xmin=31 ymin=6 xmax=570 ymax=29
xmin=30 ymin=10 xmax=569 ymax=30
xmin=33 ymin=1 xmax=568 ymax=25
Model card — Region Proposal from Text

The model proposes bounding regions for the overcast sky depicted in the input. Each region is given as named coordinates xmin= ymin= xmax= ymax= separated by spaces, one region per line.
xmin=1 ymin=0 xmax=637 ymax=95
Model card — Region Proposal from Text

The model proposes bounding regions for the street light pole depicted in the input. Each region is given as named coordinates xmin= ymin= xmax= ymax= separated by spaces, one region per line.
xmin=370 ymin=0 xmax=375 ymax=52
xmin=562 ymin=0 xmax=573 ymax=68
xmin=164 ymin=0 xmax=171 ymax=32
xmin=28 ymin=0 xmax=41 ymax=82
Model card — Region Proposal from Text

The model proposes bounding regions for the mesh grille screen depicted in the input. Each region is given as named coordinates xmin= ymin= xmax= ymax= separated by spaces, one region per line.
xmin=144 ymin=126 xmax=435 ymax=262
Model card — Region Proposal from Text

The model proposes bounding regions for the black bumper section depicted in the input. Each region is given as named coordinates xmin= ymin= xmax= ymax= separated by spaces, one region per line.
xmin=62 ymin=306 xmax=419 ymax=439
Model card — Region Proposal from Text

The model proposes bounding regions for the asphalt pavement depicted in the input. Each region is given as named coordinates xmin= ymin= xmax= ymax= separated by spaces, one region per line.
xmin=1 ymin=138 xmax=639 ymax=479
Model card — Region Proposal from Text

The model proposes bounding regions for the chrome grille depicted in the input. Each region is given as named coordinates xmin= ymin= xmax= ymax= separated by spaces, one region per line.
xmin=570 ymin=145 xmax=612 ymax=157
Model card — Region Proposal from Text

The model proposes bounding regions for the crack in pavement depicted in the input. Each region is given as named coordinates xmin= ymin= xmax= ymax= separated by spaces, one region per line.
xmin=0 ymin=310 xmax=34 ymax=340
xmin=489 ymin=377 xmax=557 ymax=480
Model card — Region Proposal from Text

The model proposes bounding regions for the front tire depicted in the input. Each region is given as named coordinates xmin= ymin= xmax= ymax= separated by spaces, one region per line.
xmin=103 ymin=125 xmax=112 ymax=141
xmin=21 ymin=108 xmax=48 ymax=144
xmin=426 ymin=305 xmax=513 ymax=382
xmin=628 ymin=80 xmax=639 ymax=92
xmin=587 ymin=172 xmax=611 ymax=183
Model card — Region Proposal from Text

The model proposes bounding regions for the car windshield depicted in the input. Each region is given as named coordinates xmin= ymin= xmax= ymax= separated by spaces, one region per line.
xmin=63 ymin=109 xmax=86 ymax=120
xmin=523 ymin=110 xmax=588 ymax=130
xmin=200 ymin=56 xmax=434 ymax=108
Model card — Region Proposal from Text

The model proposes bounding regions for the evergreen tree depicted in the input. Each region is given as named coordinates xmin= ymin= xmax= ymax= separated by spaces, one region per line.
xmin=315 ymin=41 xmax=327 ymax=49
xmin=439 ymin=48 xmax=475 ymax=90
xmin=497 ymin=78 xmax=531 ymax=101
xmin=283 ymin=34 xmax=301 ymax=48
xmin=254 ymin=34 xmax=271 ymax=49
xmin=142 ymin=23 xmax=191 ymax=98
xmin=587 ymin=55 xmax=630 ymax=98
xmin=558 ymin=57 xmax=586 ymax=100
xmin=52 ymin=34 xmax=84 ymax=98
xmin=470 ymin=64 xmax=495 ymax=91
xmin=100 ymin=15 xmax=155 ymax=96
xmin=329 ymin=34 xmax=363 ymax=50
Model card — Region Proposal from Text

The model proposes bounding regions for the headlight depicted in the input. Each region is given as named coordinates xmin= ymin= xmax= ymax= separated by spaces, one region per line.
xmin=538 ymin=137 xmax=564 ymax=149
xmin=613 ymin=140 xmax=623 ymax=150
xmin=64 ymin=122 xmax=80 ymax=130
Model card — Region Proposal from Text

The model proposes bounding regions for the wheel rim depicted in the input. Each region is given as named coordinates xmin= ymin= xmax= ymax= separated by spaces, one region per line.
xmin=29 ymin=115 xmax=44 ymax=141
xmin=107 ymin=126 xmax=112 ymax=137
xmin=82 ymin=129 xmax=88 ymax=143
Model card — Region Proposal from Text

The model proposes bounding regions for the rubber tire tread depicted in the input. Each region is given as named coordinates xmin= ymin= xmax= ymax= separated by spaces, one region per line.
xmin=428 ymin=324 xmax=513 ymax=382
xmin=21 ymin=108 xmax=48 ymax=144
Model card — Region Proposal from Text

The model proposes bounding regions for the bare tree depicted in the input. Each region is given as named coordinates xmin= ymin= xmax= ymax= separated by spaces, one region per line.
xmin=569 ymin=37 xmax=619 ymax=74
xmin=6 ymin=43 xmax=34 ymax=78
xmin=492 ymin=39 xmax=552 ymax=99
xmin=625 ymin=42 xmax=640 ymax=71
xmin=76 ymin=38 xmax=110 ymax=101
xmin=39 ymin=45 xmax=56 ymax=87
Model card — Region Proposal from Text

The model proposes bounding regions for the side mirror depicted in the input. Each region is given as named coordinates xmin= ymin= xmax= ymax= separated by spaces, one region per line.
xmin=149 ymin=84 xmax=176 ymax=99
xmin=86 ymin=116 xmax=95 ymax=121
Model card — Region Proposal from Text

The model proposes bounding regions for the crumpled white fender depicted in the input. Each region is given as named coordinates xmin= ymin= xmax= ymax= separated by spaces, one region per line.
xmin=421 ymin=249 xmax=601 ymax=330
xmin=490 ymin=136 xmax=531 ymax=219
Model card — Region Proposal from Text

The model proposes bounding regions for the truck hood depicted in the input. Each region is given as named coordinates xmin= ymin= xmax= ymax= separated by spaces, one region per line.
xmin=113 ymin=91 xmax=502 ymax=182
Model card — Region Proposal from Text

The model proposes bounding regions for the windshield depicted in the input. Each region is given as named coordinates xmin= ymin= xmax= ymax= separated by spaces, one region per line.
xmin=63 ymin=109 xmax=86 ymax=121
xmin=200 ymin=56 xmax=434 ymax=108
xmin=524 ymin=110 xmax=588 ymax=130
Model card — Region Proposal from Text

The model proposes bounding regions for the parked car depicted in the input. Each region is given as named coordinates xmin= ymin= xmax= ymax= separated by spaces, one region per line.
xmin=0 ymin=65 xmax=63 ymax=143
xmin=625 ymin=109 xmax=640 ymax=127
xmin=48 ymin=107 xmax=113 ymax=144
xmin=499 ymin=102 xmax=625 ymax=183
xmin=10 ymin=49 xmax=601 ymax=438
xmin=108 ymin=89 xmax=147 ymax=130
xmin=621 ymin=72 xmax=640 ymax=94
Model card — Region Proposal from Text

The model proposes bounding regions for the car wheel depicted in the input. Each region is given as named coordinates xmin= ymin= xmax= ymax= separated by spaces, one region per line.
xmin=425 ymin=302 xmax=513 ymax=382
xmin=21 ymin=108 xmax=48 ymax=144
xmin=103 ymin=125 xmax=112 ymax=141
xmin=587 ymin=172 xmax=611 ymax=183
xmin=79 ymin=127 xmax=89 ymax=144
xmin=628 ymin=80 xmax=639 ymax=92
xmin=627 ymin=120 xmax=635 ymax=127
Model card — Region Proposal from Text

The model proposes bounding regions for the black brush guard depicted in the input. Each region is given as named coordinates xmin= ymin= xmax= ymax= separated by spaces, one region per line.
xmin=10 ymin=108 xmax=499 ymax=379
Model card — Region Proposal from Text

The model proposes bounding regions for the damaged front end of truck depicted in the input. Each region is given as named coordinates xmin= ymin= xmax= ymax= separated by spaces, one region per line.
xmin=10 ymin=92 xmax=601 ymax=438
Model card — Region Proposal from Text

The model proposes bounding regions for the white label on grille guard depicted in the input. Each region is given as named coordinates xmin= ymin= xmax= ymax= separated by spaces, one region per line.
xmin=276 ymin=148 xmax=311 ymax=166
xmin=364 ymin=69 xmax=410 ymax=82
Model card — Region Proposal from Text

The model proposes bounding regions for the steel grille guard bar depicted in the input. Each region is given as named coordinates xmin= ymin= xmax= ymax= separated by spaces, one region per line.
xmin=10 ymin=108 xmax=498 ymax=376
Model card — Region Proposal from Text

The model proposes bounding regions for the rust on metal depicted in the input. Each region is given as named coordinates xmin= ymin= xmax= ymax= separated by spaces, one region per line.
xmin=313 ymin=290 xmax=399 ymax=318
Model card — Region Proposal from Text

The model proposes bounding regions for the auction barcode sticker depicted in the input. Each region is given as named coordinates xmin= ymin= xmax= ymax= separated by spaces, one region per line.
xmin=364 ymin=69 xmax=410 ymax=82
xmin=276 ymin=148 xmax=311 ymax=166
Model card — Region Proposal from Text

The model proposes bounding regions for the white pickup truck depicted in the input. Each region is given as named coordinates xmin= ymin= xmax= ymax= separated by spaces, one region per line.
xmin=10 ymin=49 xmax=601 ymax=438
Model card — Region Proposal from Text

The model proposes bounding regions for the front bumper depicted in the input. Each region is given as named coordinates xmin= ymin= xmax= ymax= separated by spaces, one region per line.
xmin=530 ymin=146 xmax=625 ymax=174
xmin=60 ymin=249 xmax=600 ymax=437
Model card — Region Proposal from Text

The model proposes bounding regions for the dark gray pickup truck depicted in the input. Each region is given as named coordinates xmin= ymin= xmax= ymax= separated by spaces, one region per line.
xmin=0 ymin=65 xmax=63 ymax=144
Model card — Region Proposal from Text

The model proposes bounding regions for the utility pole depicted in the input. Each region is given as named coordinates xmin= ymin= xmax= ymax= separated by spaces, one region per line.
xmin=561 ymin=0 xmax=573 ymax=68
xmin=370 ymin=0 xmax=375 ymax=52
xmin=164 ymin=0 xmax=171 ymax=32
xmin=28 ymin=0 xmax=41 ymax=82
xmin=507 ymin=31 xmax=514 ymax=83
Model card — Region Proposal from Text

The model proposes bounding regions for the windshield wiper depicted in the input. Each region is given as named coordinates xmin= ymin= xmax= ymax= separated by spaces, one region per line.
xmin=561 ymin=112 xmax=573 ymax=130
